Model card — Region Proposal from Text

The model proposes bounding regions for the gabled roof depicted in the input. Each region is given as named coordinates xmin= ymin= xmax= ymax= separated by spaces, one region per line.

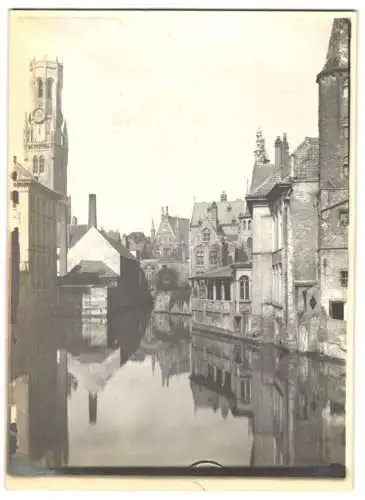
xmin=167 ymin=216 xmax=190 ymax=244
xmin=191 ymin=199 xmax=246 ymax=227
xmin=69 ymin=225 xmax=135 ymax=260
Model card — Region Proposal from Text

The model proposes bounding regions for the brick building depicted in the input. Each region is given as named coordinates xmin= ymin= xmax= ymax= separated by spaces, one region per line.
xmin=189 ymin=191 xmax=252 ymax=278
xmin=246 ymin=132 xmax=320 ymax=350
xmin=11 ymin=157 xmax=60 ymax=321
xmin=316 ymin=18 xmax=350 ymax=352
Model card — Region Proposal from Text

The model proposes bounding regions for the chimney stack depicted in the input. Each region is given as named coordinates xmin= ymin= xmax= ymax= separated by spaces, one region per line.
xmin=88 ymin=194 xmax=97 ymax=229
xmin=71 ymin=216 xmax=78 ymax=225
xmin=274 ymin=137 xmax=282 ymax=170
xmin=281 ymin=133 xmax=289 ymax=178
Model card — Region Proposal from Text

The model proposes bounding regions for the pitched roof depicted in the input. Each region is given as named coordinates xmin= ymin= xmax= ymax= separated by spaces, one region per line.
xmin=191 ymin=199 xmax=246 ymax=227
xmin=247 ymin=166 xmax=283 ymax=198
xmin=167 ymin=216 xmax=190 ymax=244
xmin=291 ymin=137 xmax=319 ymax=179
xmin=250 ymin=162 xmax=275 ymax=193
xmin=69 ymin=224 xmax=88 ymax=248
xmin=70 ymin=260 xmax=119 ymax=278
xmin=69 ymin=225 xmax=135 ymax=260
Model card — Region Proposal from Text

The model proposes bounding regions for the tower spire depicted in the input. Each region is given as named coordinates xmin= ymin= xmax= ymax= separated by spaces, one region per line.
xmin=151 ymin=218 xmax=156 ymax=243
xmin=254 ymin=127 xmax=269 ymax=165
xmin=320 ymin=18 xmax=350 ymax=75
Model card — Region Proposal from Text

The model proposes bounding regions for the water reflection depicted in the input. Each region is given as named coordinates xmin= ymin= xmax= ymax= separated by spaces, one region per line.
xmin=9 ymin=307 xmax=346 ymax=471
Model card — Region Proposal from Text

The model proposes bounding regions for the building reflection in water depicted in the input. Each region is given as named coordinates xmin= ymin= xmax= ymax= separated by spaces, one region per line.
xmin=67 ymin=307 xmax=152 ymax=427
xmin=9 ymin=305 xmax=69 ymax=469
xmin=132 ymin=313 xmax=191 ymax=387
xmin=9 ymin=296 xmax=345 ymax=470
xmin=190 ymin=329 xmax=346 ymax=467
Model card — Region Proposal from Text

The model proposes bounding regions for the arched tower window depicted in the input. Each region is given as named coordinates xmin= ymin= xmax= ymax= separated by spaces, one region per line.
xmin=39 ymin=156 xmax=45 ymax=173
xmin=46 ymin=78 xmax=53 ymax=99
xmin=37 ymin=78 xmax=43 ymax=99
xmin=239 ymin=276 xmax=250 ymax=301
xmin=33 ymin=156 xmax=38 ymax=173
xmin=247 ymin=237 xmax=253 ymax=258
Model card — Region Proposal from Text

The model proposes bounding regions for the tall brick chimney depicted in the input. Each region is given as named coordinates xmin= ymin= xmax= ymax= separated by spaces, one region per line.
xmin=281 ymin=133 xmax=290 ymax=178
xmin=88 ymin=194 xmax=97 ymax=229
xmin=275 ymin=137 xmax=282 ymax=170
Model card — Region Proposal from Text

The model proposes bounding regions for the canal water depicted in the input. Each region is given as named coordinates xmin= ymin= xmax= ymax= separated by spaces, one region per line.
xmin=9 ymin=307 xmax=346 ymax=470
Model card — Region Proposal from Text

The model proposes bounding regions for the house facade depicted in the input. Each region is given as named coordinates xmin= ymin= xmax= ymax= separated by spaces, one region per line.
xmin=189 ymin=191 xmax=252 ymax=278
xmin=11 ymin=157 xmax=60 ymax=321
xmin=190 ymin=262 xmax=252 ymax=336
xmin=64 ymin=194 xmax=151 ymax=312
xmin=246 ymin=132 xmax=320 ymax=351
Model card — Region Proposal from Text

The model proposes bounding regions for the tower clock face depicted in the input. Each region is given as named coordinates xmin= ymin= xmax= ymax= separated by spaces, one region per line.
xmin=33 ymin=108 xmax=45 ymax=124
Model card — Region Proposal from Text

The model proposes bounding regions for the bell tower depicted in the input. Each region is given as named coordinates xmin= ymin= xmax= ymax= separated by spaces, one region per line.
xmin=23 ymin=57 xmax=68 ymax=195
xmin=23 ymin=57 xmax=69 ymax=276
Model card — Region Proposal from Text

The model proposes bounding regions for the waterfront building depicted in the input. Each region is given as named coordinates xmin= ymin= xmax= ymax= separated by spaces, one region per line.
xmin=246 ymin=133 xmax=320 ymax=350
xmin=190 ymin=261 xmax=252 ymax=336
xmin=22 ymin=57 xmax=69 ymax=276
xmin=189 ymin=191 xmax=252 ymax=278
xmin=316 ymin=18 xmax=350 ymax=357
xmin=151 ymin=207 xmax=190 ymax=287
xmin=11 ymin=157 xmax=60 ymax=320
xmin=63 ymin=193 xmax=151 ymax=312
xmin=244 ymin=18 xmax=350 ymax=359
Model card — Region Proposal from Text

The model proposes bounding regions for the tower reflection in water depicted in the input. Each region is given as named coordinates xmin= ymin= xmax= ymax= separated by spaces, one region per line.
xmin=8 ymin=303 xmax=152 ymax=471
xmin=9 ymin=306 xmax=345 ymax=470
xmin=189 ymin=329 xmax=346 ymax=467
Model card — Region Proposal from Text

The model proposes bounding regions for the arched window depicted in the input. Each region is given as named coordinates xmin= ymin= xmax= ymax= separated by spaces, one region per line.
xmin=247 ymin=237 xmax=253 ymax=258
xmin=196 ymin=248 xmax=204 ymax=266
xmin=39 ymin=155 xmax=45 ymax=173
xmin=37 ymin=78 xmax=43 ymax=98
xmin=46 ymin=78 xmax=53 ymax=99
xmin=202 ymin=228 xmax=210 ymax=243
xmin=209 ymin=249 xmax=218 ymax=265
xmin=33 ymin=156 xmax=38 ymax=173
xmin=240 ymin=276 xmax=250 ymax=301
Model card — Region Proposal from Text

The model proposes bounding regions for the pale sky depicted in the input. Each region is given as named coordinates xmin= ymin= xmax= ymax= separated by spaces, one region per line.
xmin=9 ymin=10 xmax=335 ymax=235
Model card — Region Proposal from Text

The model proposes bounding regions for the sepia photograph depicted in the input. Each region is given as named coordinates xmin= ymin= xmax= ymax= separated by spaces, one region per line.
xmin=5 ymin=7 xmax=356 ymax=486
